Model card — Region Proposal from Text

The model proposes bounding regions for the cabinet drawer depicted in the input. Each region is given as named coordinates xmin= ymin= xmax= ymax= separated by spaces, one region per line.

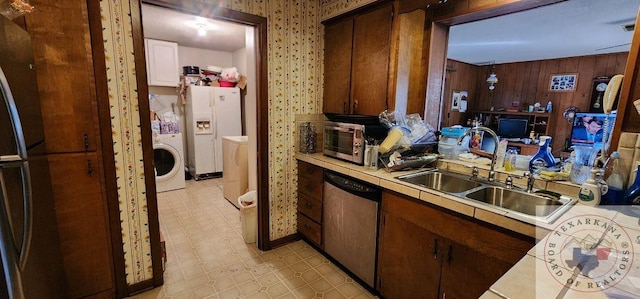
xmin=298 ymin=193 xmax=322 ymax=223
xmin=298 ymin=161 xmax=323 ymax=179
xmin=298 ymin=175 xmax=323 ymax=199
xmin=298 ymin=213 xmax=322 ymax=247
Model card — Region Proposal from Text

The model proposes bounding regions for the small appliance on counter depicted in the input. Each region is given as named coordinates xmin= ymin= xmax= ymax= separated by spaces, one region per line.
xmin=322 ymin=114 xmax=387 ymax=165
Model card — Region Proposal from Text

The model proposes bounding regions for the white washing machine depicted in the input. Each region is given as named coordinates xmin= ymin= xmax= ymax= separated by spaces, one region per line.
xmin=153 ymin=133 xmax=186 ymax=192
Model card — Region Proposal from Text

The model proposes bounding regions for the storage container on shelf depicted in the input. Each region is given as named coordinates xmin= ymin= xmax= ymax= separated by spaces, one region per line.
xmin=438 ymin=135 xmax=470 ymax=160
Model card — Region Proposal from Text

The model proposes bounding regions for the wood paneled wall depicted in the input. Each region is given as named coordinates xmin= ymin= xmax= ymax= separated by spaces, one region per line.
xmin=441 ymin=59 xmax=479 ymax=128
xmin=442 ymin=52 xmax=628 ymax=153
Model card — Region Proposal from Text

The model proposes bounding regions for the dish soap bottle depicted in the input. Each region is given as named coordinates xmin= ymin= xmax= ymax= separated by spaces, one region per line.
xmin=504 ymin=147 xmax=517 ymax=172
xmin=602 ymin=152 xmax=626 ymax=205
xmin=623 ymin=163 xmax=640 ymax=205
xmin=578 ymin=169 xmax=603 ymax=206
xmin=529 ymin=136 xmax=555 ymax=173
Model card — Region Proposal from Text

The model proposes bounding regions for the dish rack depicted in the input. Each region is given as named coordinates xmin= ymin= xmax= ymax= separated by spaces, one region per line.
xmin=380 ymin=153 xmax=438 ymax=172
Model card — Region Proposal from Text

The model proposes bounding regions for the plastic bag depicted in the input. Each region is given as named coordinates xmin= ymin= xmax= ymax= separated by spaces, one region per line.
xmin=220 ymin=67 xmax=240 ymax=82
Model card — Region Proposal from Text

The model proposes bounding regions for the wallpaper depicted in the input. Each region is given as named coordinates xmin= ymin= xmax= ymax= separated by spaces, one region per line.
xmin=100 ymin=0 xmax=369 ymax=285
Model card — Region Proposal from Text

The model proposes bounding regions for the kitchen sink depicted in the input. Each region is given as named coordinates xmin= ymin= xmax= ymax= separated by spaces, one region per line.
xmin=397 ymin=170 xmax=482 ymax=193
xmin=396 ymin=169 xmax=576 ymax=224
xmin=465 ymin=186 xmax=571 ymax=217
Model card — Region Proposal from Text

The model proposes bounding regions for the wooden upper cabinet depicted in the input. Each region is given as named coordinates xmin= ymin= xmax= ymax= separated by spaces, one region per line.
xmin=323 ymin=2 xmax=393 ymax=115
xmin=25 ymin=0 xmax=99 ymax=153
xmin=351 ymin=3 xmax=393 ymax=115
xmin=323 ymin=18 xmax=353 ymax=115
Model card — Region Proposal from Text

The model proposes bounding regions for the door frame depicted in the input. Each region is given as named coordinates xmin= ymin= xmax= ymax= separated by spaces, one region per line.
xmin=88 ymin=0 xmax=270 ymax=296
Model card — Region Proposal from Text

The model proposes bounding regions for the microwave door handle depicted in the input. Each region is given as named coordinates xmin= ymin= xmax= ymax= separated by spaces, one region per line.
xmin=328 ymin=126 xmax=355 ymax=133
xmin=0 ymin=167 xmax=27 ymax=299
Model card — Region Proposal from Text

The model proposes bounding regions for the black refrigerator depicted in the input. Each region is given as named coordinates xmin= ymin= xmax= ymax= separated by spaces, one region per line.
xmin=0 ymin=15 xmax=66 ymax=298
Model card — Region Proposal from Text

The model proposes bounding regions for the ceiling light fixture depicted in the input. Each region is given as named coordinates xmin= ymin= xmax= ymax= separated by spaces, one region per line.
xmin=486 ymin=63 xmax=498 ymax=90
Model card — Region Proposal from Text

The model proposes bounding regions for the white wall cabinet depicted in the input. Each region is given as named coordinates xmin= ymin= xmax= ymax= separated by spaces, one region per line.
xmin=145 ymin=39 xmax=180 ymax=87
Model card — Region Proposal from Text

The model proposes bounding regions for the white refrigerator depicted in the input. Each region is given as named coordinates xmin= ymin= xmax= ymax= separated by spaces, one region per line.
xmin=185 ymin=86 xmax=242 ymax=179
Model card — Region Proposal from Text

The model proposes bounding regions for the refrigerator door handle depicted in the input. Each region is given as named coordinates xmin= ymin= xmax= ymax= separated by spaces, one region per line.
xmin=0 ymin=66 xmax=28 ymax=160
xmin=0 ymin=167 xmax=26 ymax=299
xmin=17 ymin=162 xmax=32 ymax=270
xmin=212 ymin=105 xmax=218 ymax=140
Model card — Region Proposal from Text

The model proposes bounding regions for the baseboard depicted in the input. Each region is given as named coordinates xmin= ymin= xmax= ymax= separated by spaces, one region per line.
xmin=269 ymin=233 xmax=300 ymax=249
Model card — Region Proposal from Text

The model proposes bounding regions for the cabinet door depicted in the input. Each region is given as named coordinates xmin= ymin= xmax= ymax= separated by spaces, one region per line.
xmin=377 ymin=212 xmax=441 ymax=299
xmin=145 ymin=39 xmax=180 ymax=87
xmin=48 ymin=153 xmax=114 ymax=298
xmin=25 ymin=0 xmax=99 ymax=153
xmin=323 ymin=18 xmax=353 ymax=114
xmin=350 ymin=3 xmax=393 ymax=116
xmin=439 ymin=240 xmax=514 ymax=299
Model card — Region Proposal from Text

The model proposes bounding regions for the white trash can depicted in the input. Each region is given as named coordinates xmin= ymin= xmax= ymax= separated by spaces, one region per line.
xmin=238 ymin=190 xmax=257 ymax=244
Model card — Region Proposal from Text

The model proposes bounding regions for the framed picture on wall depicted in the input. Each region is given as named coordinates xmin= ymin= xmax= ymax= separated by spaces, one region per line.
xmin=549 ymin=73 xmax=578 ymax=91
xmin=452 ymin=91 xmax=461 ymax=111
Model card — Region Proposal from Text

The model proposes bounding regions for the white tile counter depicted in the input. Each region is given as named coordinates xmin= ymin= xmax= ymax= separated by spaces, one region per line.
xmin=296 ymin=152 xmax=640 ymax=298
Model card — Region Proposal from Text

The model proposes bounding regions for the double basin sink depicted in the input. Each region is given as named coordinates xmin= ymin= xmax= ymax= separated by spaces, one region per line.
xmin=397 ymin=169 xmax=576 ymax=224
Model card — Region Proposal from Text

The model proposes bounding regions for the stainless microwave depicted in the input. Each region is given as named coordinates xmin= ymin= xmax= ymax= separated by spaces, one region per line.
xmin=323 ymin=121 xmax=386 ymax=165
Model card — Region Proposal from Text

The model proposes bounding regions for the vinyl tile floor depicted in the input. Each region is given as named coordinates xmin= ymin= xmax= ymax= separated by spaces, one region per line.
xmin=129 ymin=178 xmax=377 ymax=299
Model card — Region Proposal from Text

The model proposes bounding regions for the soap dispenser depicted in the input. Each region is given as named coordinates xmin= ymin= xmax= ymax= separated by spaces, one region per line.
xmin=578 ymin=169 xmax=605 ymax=206
xmin=529 ymin=136 xmax=555 ymax=173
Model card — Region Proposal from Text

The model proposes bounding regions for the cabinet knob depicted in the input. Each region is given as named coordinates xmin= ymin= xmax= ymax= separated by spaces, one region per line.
xmin=304 ymin=202 xmax=312 ymax=209
xmin=433 ymin=239 xmax=438 ymax=259
xmin=353 ymin=99 xmax=358 ymax=114
xmin=343 ymin=102 xmax=348 ymax=114
xmin=87 ymin=159 xmax=93 ymax=177
xmin=83 ymin=133 xmax=89 ymax=151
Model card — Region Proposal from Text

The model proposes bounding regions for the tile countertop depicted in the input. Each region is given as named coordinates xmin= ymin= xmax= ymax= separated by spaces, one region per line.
xmin=296 ymin=152 xmax=640 ymax=298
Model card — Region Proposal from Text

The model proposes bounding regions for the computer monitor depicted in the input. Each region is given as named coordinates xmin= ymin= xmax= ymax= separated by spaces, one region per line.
xmin=570 ymin=112 xmax=616 ymax=149
xmin=497 ymin=118 xmax=528 ymax=138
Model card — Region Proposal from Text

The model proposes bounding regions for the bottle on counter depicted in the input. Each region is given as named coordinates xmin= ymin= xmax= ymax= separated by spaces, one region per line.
xmin=504 ymin=147 xmax=517 ymax=172
xmin=578 ymin=169 xmax=603 ymax=206
xmin=546 ymin=101 xmax=553 ymax=113
xmin=602 ymin=152 xmax=626 ymax=205
xmin=623 ymin=163 xmax=640 ymax=205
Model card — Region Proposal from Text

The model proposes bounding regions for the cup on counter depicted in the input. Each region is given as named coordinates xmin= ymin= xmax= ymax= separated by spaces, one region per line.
xmin=364 ymin=144 xmax=379 ymax=170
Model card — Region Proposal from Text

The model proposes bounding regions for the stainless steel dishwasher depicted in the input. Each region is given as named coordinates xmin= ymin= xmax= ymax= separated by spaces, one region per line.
xmin=323 ymin=171 xmax=381 ymax=288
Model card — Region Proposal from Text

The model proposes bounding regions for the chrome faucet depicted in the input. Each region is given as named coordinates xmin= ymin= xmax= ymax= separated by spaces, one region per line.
xmin=457 ymin=126 xmax=500 ymax=182
xmin=524 ymin=172 xmax=536 ymax=193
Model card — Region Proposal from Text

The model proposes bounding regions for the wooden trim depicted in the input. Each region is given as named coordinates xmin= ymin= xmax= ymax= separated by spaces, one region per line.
xmin=269 ymin=233 xmax=301 ymax=249
xmin=141 ymin=0 xmax=272 ymax=254
xmin=124 ymin=280 xmax=157 ymax=297
xmin=254 ymin=10 xmax=271 ymax=252
xmin=129 ymin=0 xmax=165 ymax=291
xmin=432 ymin=0 xmax=566 ymax=26
xmin=612 ymin=9 xmax=640 ymax=149
xmin=86 ymin=0 xmax=128 ymax=297
xmin=321 ymin=0 xmax=391 ymax=25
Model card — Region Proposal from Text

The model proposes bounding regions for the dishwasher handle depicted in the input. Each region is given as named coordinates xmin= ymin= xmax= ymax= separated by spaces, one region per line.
xmin=324 ymin=171 xmax=381 ymax=202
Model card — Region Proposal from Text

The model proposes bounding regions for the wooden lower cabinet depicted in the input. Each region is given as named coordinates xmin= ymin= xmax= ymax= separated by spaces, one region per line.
xmin=48 ymin=153 xmax=114 ymax=298
xmin=377 ymin=212 xmax=441 ymax=298
xmin=377 ymin=191 xmax=534 ymax=299
xmin=297 ymin=161 xmax=324 ymax=247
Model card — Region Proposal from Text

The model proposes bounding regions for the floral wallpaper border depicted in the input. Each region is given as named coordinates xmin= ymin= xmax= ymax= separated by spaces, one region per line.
xmin=99 ymin=0 xmax=367 ymax=285
xmin=100 ymin=0 xmax=152 ymax=284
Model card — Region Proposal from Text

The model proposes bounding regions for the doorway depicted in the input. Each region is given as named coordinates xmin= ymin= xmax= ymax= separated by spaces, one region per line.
xmin=131 ymin=0 xmax=270 ymax=294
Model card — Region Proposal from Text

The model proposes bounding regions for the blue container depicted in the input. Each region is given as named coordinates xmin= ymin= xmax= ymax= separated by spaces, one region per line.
xmin=441 ymin=127 xmax=470 ymax=138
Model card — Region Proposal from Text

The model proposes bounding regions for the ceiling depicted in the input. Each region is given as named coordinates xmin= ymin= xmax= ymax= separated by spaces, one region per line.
xmin=448 ymin=0 xmax=639 ymax=65
xmin=140 ymin=1 xmax=639 ymax=63
xmin=141 ymin=4 xmax=247 ymax=52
